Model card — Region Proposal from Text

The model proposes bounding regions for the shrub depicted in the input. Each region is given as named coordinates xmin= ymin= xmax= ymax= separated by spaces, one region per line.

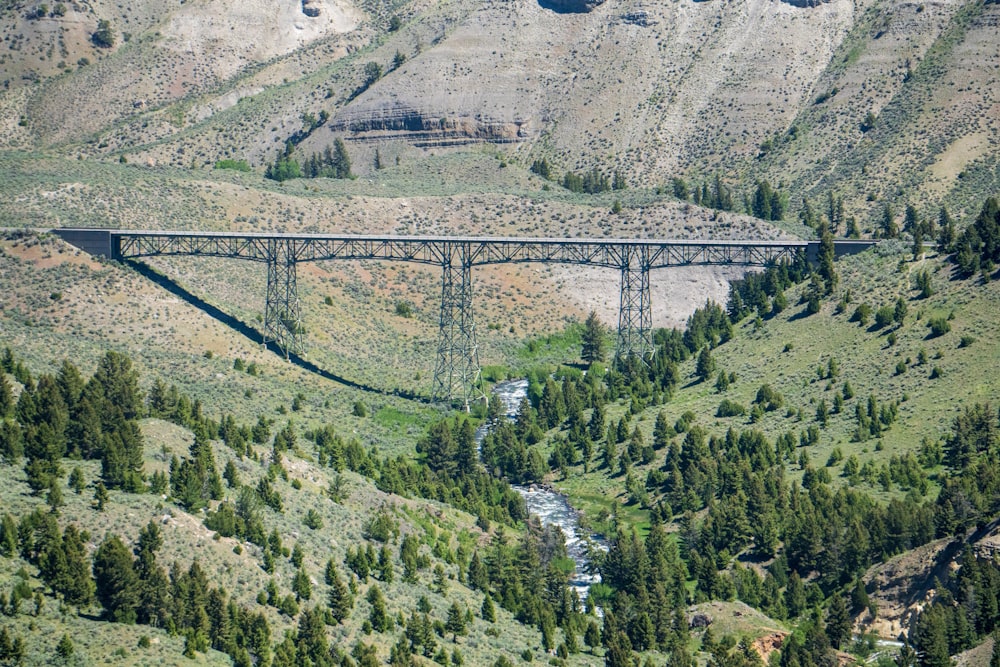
xmin=851 ymin=303 xmax=872 ymax=326
xmin=363 ymin=506 xmax=399 ymax=542
xmin=915 ymin=269 xmax=933 ymax=298
xmin=754 ymin=384 xmax=783 ymax=411
xmin=874 ymin=305 xmax=895 ymax=329
xmin=214 ymin=159 xmax=251 ymax=172
xmin=927 ymin=317 xmax=950 ymax=338
xmin=716 ymin=399 xmax=746 ymax=418
xmin=304 ymin=509 xmax=323 ymax=530
xmin=92 ymin=20 xmax=115 ymax=48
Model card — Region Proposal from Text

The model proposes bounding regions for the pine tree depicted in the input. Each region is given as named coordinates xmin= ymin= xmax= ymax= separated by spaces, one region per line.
xmin=481 ymin=593 xmax=495 ymax=622
xmin=46 ymin=477 xmax=64 ymax=513
xmin=584 ymin=619 xmax=600 ymax=653
xmin=368 ymin=585 xmax=390 ymax=632
xmin=826 ymin=593 xmax=851 ymax=649
xmin=880 ymin=203 xmax=899 ymax=239
xmin=54 ymin=525 xmax=94 ymax=607
xmin=912 ymin=604 xmax=950 ymax=667
xmin=696 ymin=346 xmax=715 ymax=383
xmin=68 ymin=466 xmax=86 ymax=494
xmin=93 ymin=534 xmax=140 ymax=623
xmin=938 ymin=206 xmax=956 ymax=252
xmin=785 ymin=571 xmax=807 ymax=618
xmin=93 ymin=481 xmax=109 ymax=510
xmin=377 ymin=545 xmax=394 ymax=584
xmin=581 ymin=311 xmax=607 ymax=363
xmin=92 ymin=351 xmax=142 ymax=419
xmin=0 ymin=372 xmax=12 ymax=418
xmin=0 ymin=514 xmax=16 ymax=556
xmin=332 ymin=139 xmax=353 ymax=179
xmin=446 ymin=601 xmax=467 ymax=640
xmin=328 ymin=564 xmax=353 ymax=622
xmin=819 ymin=224 xmax=838 ymax=294
xmin=293 ymin=567 xmax=312 ymax=601
xmin=454 ymin=417 xmax=477 ymax=477
xmin=135 ymin=522 xmax=170 ymax=627
xmin=56 ymin=634 xmax=74 ymax=660
xmin=101 ymin=410 xmax=145 ymax=492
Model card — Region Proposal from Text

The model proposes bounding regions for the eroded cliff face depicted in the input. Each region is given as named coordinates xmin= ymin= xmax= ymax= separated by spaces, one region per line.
xmin=327 ymin=104 xmax=532 ymax=148
xmin=780 ymin=0 xmax=832 ymax=8
xmin=537 ymin=0 xmax=607 ymax=13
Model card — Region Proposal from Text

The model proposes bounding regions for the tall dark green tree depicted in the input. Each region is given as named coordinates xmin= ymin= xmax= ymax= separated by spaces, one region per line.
xmin=93 ymin=534 xmax=140 ymax=623
xmin=581 ymin=311 xmax=608 ymax=364
xmin=818 ymin=224 xmax=838 ymax=294
xmin=328 ymin=563 xmax=353 ymax=622
xmin=101 ymin=408 xmax=145 ymax=492
xmin=50 ymin=524 xmax=94 ymax=607
xmin=93 ymin=351 xmax=142 ymax=420
xmin=826 ymin=593 xmax=851 ymax=649
xmin=912 ymin=603 xmax=950 ymax=667
xmin=367 ymin=585 xmax=390 ymax=632
xmin=696 ymin=346 xmax=715 ymax=383
xmin=135 ymin=521 xmax=170 ymax=627
xmin=880 ymin=202 xmax=899 ymax=239
xmin=171 ymin=423 xmax=222 ymax=510
xmin=0 ymin=372 xmax=14 ymax=418
xmin=445 ymin=601 xmax=467 ymax=640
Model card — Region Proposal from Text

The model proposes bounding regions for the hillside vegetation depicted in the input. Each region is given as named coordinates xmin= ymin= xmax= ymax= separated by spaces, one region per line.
xmin=1 ymin=201 xmax=1000 ymax=665
xmin=0 ymin=0 xmax=997 ymax=228
xmin=1 ymin=0 xmax=1000 ymax=662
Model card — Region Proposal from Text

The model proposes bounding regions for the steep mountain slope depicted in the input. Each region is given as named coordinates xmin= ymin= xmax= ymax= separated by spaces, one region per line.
xmin=1 ymin=0 xmax=996 ymax=223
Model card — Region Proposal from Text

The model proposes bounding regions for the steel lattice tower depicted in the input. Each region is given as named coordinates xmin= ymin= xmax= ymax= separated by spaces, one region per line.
xmin=63 ymin=228 xmax=875 ymax=402
xmin=432 ymin=243 xmax=484 ymax=408
xmin=264 ymin=239 xmax=302 ymax=358
xmin=615 ymin=244 xmax=654 ymax=364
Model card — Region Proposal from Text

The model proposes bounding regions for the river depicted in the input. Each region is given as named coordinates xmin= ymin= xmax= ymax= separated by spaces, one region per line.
xmin=476 ymin=379 xmax=606 ymax=599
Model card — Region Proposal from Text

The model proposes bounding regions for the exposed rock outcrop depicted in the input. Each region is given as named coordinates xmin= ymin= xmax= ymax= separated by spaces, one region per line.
xmin=780 ymin=0 xmax=832 ymax=7
xmin=327 ymin=104 xmax=531 ymax=148
xmin=621 ymin=11 xmax=657 ymax=26
xmin=302 ymin=0 xmax=321 ymax=17
xmin=538 ymin=0 xmax=606 ymax=14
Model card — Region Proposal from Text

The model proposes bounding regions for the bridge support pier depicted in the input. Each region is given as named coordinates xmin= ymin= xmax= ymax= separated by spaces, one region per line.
xmin=264 ymin=239 xmax=302 ymax=359
xmin=432 ymin=243 xmax=484 ymax=408
xmin=615 ymin=245 xmax=654 ymax=365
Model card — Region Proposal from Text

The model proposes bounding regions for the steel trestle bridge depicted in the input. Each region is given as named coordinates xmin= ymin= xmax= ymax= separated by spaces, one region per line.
xmin=53 ymin=228 xmax=875 ymax=406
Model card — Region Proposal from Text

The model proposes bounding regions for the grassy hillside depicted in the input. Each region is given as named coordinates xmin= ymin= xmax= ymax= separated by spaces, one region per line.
xmin=522 ymin=238 xmax=1000 ymax=658
xmin=0 ymin=0 xmax=997 ymax=232
xmin=2 ymin=211 xmax=1000 ymax=665
xmin=550 ymin=239 xmax=1000 ymax=509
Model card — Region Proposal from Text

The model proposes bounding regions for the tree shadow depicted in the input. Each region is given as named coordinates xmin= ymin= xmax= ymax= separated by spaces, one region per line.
xmin=787 ymin=306 xmax=814 ymax=322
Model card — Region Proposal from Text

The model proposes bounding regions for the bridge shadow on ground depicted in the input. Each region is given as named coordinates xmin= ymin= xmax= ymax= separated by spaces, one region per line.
xmin=124 ymin=260 xmax=427 ymax=403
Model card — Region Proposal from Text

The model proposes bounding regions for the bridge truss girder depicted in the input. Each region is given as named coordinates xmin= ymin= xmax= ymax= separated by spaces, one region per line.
xmin=76 ymin=228 xmax=877 ymax=402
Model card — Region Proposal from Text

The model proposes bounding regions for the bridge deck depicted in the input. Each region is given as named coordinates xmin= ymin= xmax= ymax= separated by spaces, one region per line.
xmin=53 ymin=228 xmax=875 ymax=269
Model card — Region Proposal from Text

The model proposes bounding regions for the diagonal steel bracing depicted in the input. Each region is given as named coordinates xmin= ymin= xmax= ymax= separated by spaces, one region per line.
xmin=264 ymin=239 xmax=302 ymax=358
xmin=432 ymin=243 xmax=485 ymax=408
xmin=616 ymin=245 xmax=654 ymax=364
xmin=54 ymin=228 xmax=876 ymax=402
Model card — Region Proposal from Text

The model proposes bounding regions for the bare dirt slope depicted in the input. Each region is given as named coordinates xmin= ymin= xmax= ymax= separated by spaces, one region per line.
xmin=0 ymin=0 xmax=996 ymax=221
